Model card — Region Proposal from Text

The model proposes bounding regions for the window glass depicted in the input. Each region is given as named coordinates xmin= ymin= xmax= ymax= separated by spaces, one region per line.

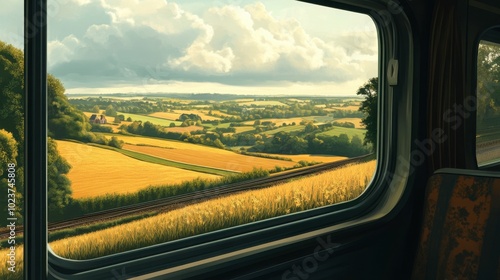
xmin=0 ymin=0 xmax=25 ymax=279
xmin=476 ymin=38 xmax=500 ymax=167
xmin=46 ymin=0 xmax=378 ymax=259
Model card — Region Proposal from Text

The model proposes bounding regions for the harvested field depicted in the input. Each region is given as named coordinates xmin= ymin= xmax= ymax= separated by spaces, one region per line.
xmin=55 ymin=140 xmax=219 ymax=198
xmin=122 ymin=144 xmax=297 ymax=172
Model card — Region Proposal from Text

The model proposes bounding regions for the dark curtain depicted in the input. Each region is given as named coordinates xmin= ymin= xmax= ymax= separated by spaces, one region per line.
xmin=427 ymin=0 xmax=471 ymax=171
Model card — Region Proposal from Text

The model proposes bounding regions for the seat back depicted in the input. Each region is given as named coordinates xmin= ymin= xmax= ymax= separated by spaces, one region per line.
xmin=411 ymin=169 xmax=500 ymax=280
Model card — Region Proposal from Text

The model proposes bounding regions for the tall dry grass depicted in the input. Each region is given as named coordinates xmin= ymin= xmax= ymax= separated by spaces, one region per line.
xmin=0 ymin=245 xmax=23 ymax=280
xmin=49 ymin=160 xmax=376 ymax=260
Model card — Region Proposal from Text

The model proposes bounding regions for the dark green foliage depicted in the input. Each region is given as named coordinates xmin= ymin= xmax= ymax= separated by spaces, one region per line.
xmin=0 ymin=129 xmax=17 ymax=171
xmin=108 ymin=136 xmax=124 ymax=149
xmin=330 ymin=110 xmax=365 ymax=118
xmin=104 ymin=104 xmax=117 ymax=117
xmin=47 ymin=138 xmax=73 ymax=216
xmin=357 ymin=77 xmax=378 ymax=147
xmin=249 ymin=131 xmax=370 ymax=157
xmin=178 ymin=113 xmax=201 ymax=122
xmin=0 ymin=42 xmax=25 ymax=222
xmin=331 ymin=121 xmax=356 ymax=128
xmin=90 ymin=123 xmax=113 ymax=133
xmin=0 ymin=41 xmax=24 ymax=146
xmin=477 ymin=43 xmax=500 ymax=131
xmin=47 ymin=74 xmax=93 ymax=140
xmin=0 ymin=130 xmax=20 ymax=222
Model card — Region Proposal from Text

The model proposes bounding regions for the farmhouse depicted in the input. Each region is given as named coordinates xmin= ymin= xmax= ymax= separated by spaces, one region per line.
xmin=89 ymin=114 xmax=107 ymax=124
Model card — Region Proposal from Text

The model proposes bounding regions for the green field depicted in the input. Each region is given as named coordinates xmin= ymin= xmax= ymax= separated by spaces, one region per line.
xmin=118 ymin=112 xmax=183 ymax=126
xmin=233 ymin=126 xmax=256 ymax=134
xmin=262 ymin=125 xmax=305 ymax=135
xmin=317 ymin=126 xmax=366 ymax=139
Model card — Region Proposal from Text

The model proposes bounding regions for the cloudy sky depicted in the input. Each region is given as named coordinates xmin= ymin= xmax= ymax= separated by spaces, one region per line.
xmin=0 ymin=0 xmax=378 ymax=96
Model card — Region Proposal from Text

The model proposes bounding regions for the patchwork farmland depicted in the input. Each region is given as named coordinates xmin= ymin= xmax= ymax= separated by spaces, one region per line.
xmin=30 ymin=94 xmax=375 ymax=258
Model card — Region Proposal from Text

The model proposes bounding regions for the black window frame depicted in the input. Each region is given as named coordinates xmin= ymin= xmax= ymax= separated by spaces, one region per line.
xmin=23 ymin=0 xmax=419 ymax=278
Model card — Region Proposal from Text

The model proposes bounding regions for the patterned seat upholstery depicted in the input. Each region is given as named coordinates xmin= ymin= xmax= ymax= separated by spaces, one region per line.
xmin=411 ymin=169 xmax=500 ymax=280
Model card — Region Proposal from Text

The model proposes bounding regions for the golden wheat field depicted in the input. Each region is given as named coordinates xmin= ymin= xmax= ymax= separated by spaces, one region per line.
xmin=55 ymin=141 xmax=220 ymax=198
xmin=0 ymin=245 xmax=23 ymax=280
xmin=122 ymin=144 xmax=297 ymax=172
xmin=49 ymin=160 xmax=376 ymax=260
xmin=97 ymin=133 xmax=229 ymax=151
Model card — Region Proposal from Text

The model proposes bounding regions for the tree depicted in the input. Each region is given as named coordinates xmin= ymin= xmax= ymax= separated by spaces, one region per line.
xmin=0 ymin=129 xmax=17 ymax=168
xmin=304 ymin=122 xmax=318 ymax=133
xmin=47 ymin=74 xmax=93 ymax=140
xmin=0 ymin=42 xmax=25 ymax=221
xmin=0 ymin=41 xmax=24 ymax=146
xmin=92 ymin=105 xmax=100 ymax=113
xmin=47 ymin=138 xmax=73 ymax=215
xmin=108 ymin=136 xmax=124 ymax=149
xmin=105 ymin=105 xmax=117 ymax=117
xmin=477 ymin=42 xmax=500 ymax=126
xmin=357 ymin=77 xmax=378 ymax=147
xmin=0 ymin=130 xmax=21 ymax=221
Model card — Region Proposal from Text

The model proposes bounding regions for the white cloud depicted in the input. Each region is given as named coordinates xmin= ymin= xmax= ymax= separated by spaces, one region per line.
xmin=42 ymin=0 xmax=377 ymax=93
xmin=84 ymin=24 xmax=122 ymax=44
xmin=48 ymin=35 xmax=81 ymax=68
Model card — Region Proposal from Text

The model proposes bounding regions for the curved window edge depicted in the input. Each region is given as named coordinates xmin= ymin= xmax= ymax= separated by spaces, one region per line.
xmin=27 ymin=0 xmax=419 ymax=278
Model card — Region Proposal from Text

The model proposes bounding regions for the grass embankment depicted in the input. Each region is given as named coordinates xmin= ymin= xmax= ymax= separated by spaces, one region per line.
xmin=47 ymin=160 xmax=376 ymax=260
xmin=54 ymin=168 xmax=270 ymax=221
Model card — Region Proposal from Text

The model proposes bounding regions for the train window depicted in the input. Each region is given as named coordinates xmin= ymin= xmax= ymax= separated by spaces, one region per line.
xmin=476 ymin=33 xmax=500 ymax=167
xmin=0 ymin=0 xmax=24 ymax=279
xmin=39 ymin=0 xmax=380 ymax=261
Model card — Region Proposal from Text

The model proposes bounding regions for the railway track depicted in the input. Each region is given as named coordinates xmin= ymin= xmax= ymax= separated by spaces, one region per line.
xmin=0 ymin=154 xmax=372 ymax=239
